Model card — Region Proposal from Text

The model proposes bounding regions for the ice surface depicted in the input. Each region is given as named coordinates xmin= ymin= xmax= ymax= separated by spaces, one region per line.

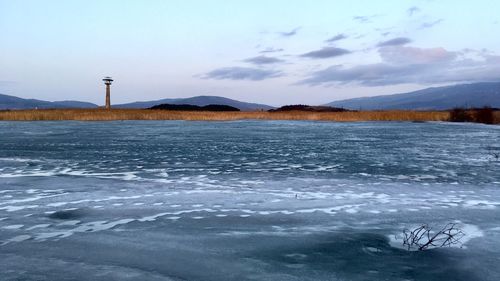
xmin=0 ymin=121 xmax=499 ymax=281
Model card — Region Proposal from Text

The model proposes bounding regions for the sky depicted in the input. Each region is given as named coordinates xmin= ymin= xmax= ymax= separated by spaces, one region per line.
xmin=1 ymin=0 xmax=500 ymax=106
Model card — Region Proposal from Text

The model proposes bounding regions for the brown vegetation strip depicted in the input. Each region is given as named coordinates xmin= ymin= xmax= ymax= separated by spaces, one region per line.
xmin=0 ymin=109 xmax=454 ymax=122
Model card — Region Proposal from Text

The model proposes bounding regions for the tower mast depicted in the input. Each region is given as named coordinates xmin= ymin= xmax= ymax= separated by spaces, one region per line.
xmin=102 ymin=77 xmax=113 ymax=110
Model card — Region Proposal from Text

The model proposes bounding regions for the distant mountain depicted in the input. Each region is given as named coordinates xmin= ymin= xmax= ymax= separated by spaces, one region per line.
xmin=0 ymin=93 xmax=97 ymax=110
xmin=115 ymin=95 xmax=274 ymax=111
xmin=51 ymin=100 xmax=98 ymax=108
xmin=326 ymin=82 xmax=500 ymax=110
xmin=149 ymin=103 xmax=240 ymax=111
xmin=0 ymin=93 xmax=272 ymax=111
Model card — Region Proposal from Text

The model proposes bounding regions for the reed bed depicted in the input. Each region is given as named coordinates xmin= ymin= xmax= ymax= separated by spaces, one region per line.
xmin=0 ymin=109 xmax=452 ymax=122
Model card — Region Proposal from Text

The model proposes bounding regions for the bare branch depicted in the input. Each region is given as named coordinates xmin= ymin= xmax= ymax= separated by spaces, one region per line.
xmin=402 ymin=223 xmax=465 ymax=251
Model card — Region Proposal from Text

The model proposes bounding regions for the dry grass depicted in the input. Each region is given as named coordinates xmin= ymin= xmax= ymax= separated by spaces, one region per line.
xmin=0 ymin=109 xmax=452 ymax=122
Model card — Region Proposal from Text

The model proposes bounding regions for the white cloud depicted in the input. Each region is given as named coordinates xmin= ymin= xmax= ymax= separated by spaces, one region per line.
xmin=300 ymin=46 xmax=500 ymax=86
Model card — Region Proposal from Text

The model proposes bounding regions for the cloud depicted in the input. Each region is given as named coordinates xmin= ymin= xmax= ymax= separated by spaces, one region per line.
xmin=420 ymin=19 xmax=444 ymax=29
xmin=460 ymin=48 xmax=492 ymax=57
xmin=0 ymin=80 xmax=16 ymax=87
xmin=484 ymin=54 xmax=500 ymax=63
xmin=300 ymin=63 xmax=421 ymax=86
xmin=325 ymin=33 xmax=348 ymax=43
xmin=244 ymin=56 xmax=284 ymax=65
xmin=379 ymin=46 xmax=456 ymax=64
xmin=300 ymin=47 xmax=351 ymax=59
xmin=259 ymin=47 xmax=284 ymax=54
xmin=353 ymin=15 xmax=378 ymax=23
xmin=203 ymin=67 xmax=282 ymax=81
xmin=279 ymin=27 xmax=300 ymax=37
xmin=300 ymin=46 xmax=500 ymax=86
xmin=377 ymin=37 xmax=412 ymax=47
xmin=407 ymin=6 xmax=420 ymax=16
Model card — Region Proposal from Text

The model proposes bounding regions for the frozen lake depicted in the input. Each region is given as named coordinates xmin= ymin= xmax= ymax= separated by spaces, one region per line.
xmin=1 ymin=121 xmax=499 ymax=281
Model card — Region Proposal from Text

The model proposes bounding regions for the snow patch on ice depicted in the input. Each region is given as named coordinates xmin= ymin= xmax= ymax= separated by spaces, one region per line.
xmin=2 ymin=224 xmax=24 ymax=230
xmin=463 ymin=200 xmax=499 ymax=209
xmin=2 ymin=235 xmax=32 ymax=245
xmin=0 ymin=205 xmax=39 ymax=212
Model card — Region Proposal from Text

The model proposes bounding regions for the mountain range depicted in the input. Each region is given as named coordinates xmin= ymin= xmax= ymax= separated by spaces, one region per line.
xmin=0 ymin=94 xmax=273 ymax=111
xmin=2 ymin=82 xmax=500 ymax=111
xmin=114 ymin=95 xmax=273 ymax=110
xmin=327 ymin=82 xmax=500 ymax=110
xmin=0 ymin=93 xmax=97 ymax=110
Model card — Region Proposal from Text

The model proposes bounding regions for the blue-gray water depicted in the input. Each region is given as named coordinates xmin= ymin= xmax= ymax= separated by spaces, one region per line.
xmin=0 ymin=121 xmax=499 ymax=281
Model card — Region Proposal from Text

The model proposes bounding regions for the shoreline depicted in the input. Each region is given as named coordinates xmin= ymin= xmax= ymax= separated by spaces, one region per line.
xmin=0 ymin=109 xmax=454 ymax=122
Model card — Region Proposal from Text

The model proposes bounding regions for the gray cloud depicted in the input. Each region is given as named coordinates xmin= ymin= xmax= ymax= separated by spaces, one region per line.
xmin=300 ymin=47 xmax=351 ymax=59
xmin=279 ymin=27 xmax=300 ymax=37
xmin=244 ymin=56 xmax=284 ymax=65
xmin=407 ymin=6 xmax=420 ymax=16
xmin=0 ymin=80 xmax=16 ymax=86
xmin=420 ymin=19 xmax=444 ymax=29
xmin=300 ymin=46 xmax=500 ymax=86
xmin=325 ymin=33 xmax=348 ymax=43
xmin=377 ymin=37 xmax=412 ymax=47
xmin=203 ymin=67 xmax=282 ymax=81
xmin=460 ymin=48 xmax=491 ymax=57
xmin=379 ymin=46 xmax=456 ymax=65
xmin=300 ymin=63 xmax=421 ymax=86
xmin=259 ymin=47 xmax=284 ymax=54
xmin=353 ymin=15 xmax=378 ymax=23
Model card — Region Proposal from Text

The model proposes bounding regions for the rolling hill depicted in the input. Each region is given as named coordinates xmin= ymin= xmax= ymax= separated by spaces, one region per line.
xmin=149 ymin=103 xmax=240 ymax=111
xmin=114 ymin=95 xmax=274 ymax=111
xmin=327 ymin=82 xmax=500 ymax=110
xmin=0 ymin=94 xmax=273 ymax=111
xmin=0 ymin=93 xmax=97 ymax=110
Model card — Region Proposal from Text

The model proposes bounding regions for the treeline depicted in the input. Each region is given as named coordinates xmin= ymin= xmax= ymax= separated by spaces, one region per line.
xmin=269 ymin=104 xmax=350 ymax=112
xmin=449 ymin=107 xmax=499 ymax=124
xmin=149 ymin=104 xmax=240 ymax=112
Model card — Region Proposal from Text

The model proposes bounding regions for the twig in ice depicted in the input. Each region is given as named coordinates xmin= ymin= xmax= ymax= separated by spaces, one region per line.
xmin=402 ymin=223 xmax=465 ymax=251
